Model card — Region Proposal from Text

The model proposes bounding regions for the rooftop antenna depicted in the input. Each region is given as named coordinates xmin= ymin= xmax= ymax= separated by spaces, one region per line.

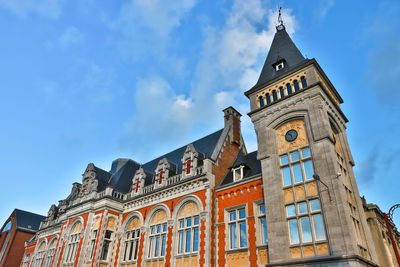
xmin=276 ymin=7 xmax=285 ymax=31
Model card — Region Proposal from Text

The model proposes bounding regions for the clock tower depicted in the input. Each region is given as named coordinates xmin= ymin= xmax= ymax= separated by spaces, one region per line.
xmin=245 ymin=21 xmax=379 ymax=266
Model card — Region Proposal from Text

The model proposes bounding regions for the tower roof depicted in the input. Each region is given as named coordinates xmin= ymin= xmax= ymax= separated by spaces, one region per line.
xmin=250 ymin=25 xmax=308 ymax=90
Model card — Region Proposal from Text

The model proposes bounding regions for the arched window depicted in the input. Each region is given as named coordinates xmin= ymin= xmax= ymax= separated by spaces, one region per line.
xmin=177 ymin=202 xmax=200 ymax=255
xmin=279 ymin=86 xmax=285 ymax=98
xmin=266 ymin=93 xmax=271 ymax=105
xmin=88 ymin=217 xmax=101 ymax=261
xmin=100 ymin=217 xmax=116 ymax=261
xmin=122 ymin=216 xmax=141 ymax=263
xmin=32 ymin=240 xmax=46 ymax=267
xmin=21 ymin=254 xmax=31 ymax=267
xmin=272 ymin=90 xmax=278 ymax=102
xmin=42 ymin=238 xmax=57 ymax=267
xmin=64 ymin=221 xmax=82 ymax=264
xmin=286 ymin=83 xmax=292 ymax=94
xmin=259 ymin=96 xmax=264 ymax=108
xmin=301 ymin=76 xmax=307 ymax=88
xmin=147 ymin=210 xmax=167 ymax=259
xmin=293 ymin=80 xmax=300 ymax=92
xmin=0 ymin=220 xmax=12 ymax=262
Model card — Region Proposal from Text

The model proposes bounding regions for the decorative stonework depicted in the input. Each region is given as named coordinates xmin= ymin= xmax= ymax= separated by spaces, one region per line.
xmin=276 ymin=119 xmax=309 ymax=154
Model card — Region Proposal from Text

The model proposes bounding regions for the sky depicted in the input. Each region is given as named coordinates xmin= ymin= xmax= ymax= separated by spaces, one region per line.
xmin=0 ymin=0 xmax=399 ymax=228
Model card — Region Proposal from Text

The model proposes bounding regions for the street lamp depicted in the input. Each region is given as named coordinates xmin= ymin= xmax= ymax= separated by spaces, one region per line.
xmin=312 ymin=174 xmax=332 ymax=202
xmin=384 ymin=204 xmax=400 ymax=265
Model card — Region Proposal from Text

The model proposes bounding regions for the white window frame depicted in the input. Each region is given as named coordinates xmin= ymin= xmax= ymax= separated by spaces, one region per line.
xmin=227 ymin=207 xmax=248 ymax=250
xmin=177 ymin=214 xmax=200 ymax=255
xmin=22 ymin=254 xmax=31 ymax=267
xmin=122 ymin=225 xmax=141 ymax=262
xmin=232 ymin=166 xmax=244 ymax=182
xmin=275 ymin=62 xmax=285 ymax=71
xmin=42 ymin=238 xmax=57 ymax=267
xmin=100 ymin=229 xmax=114 ymax=261
xmin=32 ymin=241 xmax=46 ymax=267
xmin=255 ymin=202 xmax=268 ymax=246
xmin=64 ymin=222 xmax=82 ymax=264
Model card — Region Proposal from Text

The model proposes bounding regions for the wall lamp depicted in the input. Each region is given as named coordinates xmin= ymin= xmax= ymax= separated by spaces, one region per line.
xmin=313 ymin=174 xmax=332 ymax=202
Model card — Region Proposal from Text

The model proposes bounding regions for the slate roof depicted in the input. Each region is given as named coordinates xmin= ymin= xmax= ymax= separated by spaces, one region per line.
xmin=14 ymin=209 xmax=45 ymax=231
xmin=219 ymin=150 xmax=261 ymax=186
xmin=94 ymin=129 xmax=224 ymax=193
xmin=248 ymin=25 xmax=309 ymax=93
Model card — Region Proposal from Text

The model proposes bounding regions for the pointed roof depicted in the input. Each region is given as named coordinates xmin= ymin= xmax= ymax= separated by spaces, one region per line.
xmin=250 ymin=25 xmax=308 ymax=91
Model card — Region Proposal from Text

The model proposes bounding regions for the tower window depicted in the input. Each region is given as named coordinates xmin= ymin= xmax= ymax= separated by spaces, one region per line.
xmin=259 ymin=96 xmax=264 ymax=108
xmin=286 ymin=83 xmax=292 ymax=94
xmin=266 ymin=93 xmax=271 ymax=105
xmin=272 ymin=90 xmax=278 ymax=101
xmin=232 ymin=166 xmax=244 ymax=182
xmin=279 ymin=86 xmax=285 ymax=98
xmin=294 ymin=80 xmax=300 ymax=92
xmin=275 ymin=62 xmax=285 ymax=71
xmin=301 ymin=76 xmax=307 ymax=88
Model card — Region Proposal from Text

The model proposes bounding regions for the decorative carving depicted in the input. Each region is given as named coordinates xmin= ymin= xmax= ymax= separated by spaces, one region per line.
xmin=276 ymin=120 xmax=309 ymax=154
xmin=181 ymin=144 xmax=202 ymax=178
xmin=154 ymin=158 xmax=177 ymax=189
xmin=45 ymin=204 xmax=58 ymax=222
xmin=79 ymin=163 xmax=99 ymax=196
xmin=131 ymin=167 xmax=147 ymax=196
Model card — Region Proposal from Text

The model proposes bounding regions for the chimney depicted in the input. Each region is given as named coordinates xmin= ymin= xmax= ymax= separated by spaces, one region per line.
xmin=223 ymin=106 xmax=242 ymax=145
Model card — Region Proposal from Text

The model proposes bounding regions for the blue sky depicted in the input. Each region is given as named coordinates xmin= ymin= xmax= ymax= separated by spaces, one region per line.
xmin=0 ymin=0 xmax=399 ymax=227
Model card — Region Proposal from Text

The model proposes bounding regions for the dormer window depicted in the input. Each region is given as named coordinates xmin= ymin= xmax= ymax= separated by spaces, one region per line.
xmin=233 ymin=166 xmax=244 ymax=182
xmin=132 ymin=179 xmax=141 ymax=193
xmin=275 ymin=62 xmax=284 ymax=71
xmin=155 ymin=170 xmax=165 ymax=185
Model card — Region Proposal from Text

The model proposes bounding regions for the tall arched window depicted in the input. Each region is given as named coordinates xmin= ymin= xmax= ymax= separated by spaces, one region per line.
xmin=0 ymin=220 xmax=12 ymax=262
xmin=293 ymin=80 xmax=300 ymax=92
xmin=64 ymin=221 xmax=82 ymax=264
xmin=147 ymin=210 xmax=167 ymax=260
xmin=32 ymin=240 xmax=46 ymax=267
xmin=100 ymin=217 xmax=116 ymax=261
xmin=286 ymin=83 xmax=292 ymax=94
xmin=43 ymin=238 xmax=57 ymax=267
xmin=259 ymin=96 xmax=264 ymax=108
xmin=272 ymin=90 xmax=278 ymax=102
xmin=177 ymin=201 xmax=200 ymax=255
xmin=266 ymin=93 xmax=271 ymax=105
xmin=88 ymin=216 xmax=101 ymax=261
xmin=122 ymin=216 xmax=141 ymax=263
xmin=301 ymin=76 xmax=307 ymax=88
xmin=279 ymin=86 xmax=285 ymax=98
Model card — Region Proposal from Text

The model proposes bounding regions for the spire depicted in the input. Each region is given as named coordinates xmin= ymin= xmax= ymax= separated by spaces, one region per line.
xmin=250 ymin=8 xmax=307 ymax=90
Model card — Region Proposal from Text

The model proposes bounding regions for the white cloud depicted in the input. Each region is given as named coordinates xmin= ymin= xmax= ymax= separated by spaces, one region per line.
xmin=0 ymin=0 xmax=64 ymax=19
xmin=59 ymin=26 xmax=84 ymax=47
xmin=319 ymin=0 xmax=335 ymax=18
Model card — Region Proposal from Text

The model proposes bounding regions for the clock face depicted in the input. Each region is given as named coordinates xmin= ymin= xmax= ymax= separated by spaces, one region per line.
xmin=285 ymin=129 xmax=298 ymax=142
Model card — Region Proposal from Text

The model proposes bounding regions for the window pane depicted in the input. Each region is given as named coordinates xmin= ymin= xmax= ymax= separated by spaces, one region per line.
xmin=310 ymin=200 xmax=321 ymax=211
xmin=193 ymin=228 xmax=199 ymax=252
xmin=294 ymin=80 xmax=300 ymax=92
xmin=230 ymin=211 xmax=236 ymax=221
xmin=300 ymin=217 xmax=312 ymax=242
xmin=292 ymin=164 xmax=303 ymax=183
xmin=298 ymin=202 xmax=308 ymax=214
xmin=154 ymin=235 xmax=160 ymax=256
xmin=313 ymin=215 xmax=327 ymax=240
xmin=239 ymin=221 xmax=247 ymax=247
xmin=230 ymin=223 xmax=237 ymax=248
xmin=261 ymin=217 xmax=268 ymax=244
xmin=259 ymin=204 xmax=265 ymax=215
xmin=286 ymin=205 xmax=296 ymax=216
xmin=301 ymin=76 xmax=307 ymax=88
xmin=282 ymin=167 xmax=292 ymax=186
xmin=303 ymin=160 xmax=314 ymax=180
xmin=151 ymin=226 xmax=155 ymax=234
xmin=194 ymin=216 xmax=199 ymax=225
xmin=178 ymin=231 xmax=184 ymax=253
xmin=302 ymin=148 xmax=311 ymax=158
xmin=239 ymin=209 xmax=246 ymax=219
xmin=291 ymin=152 xmax=300 ymax=161
xmin=163 ymin=223 xmax=167 ymax=232
xmin=161 ymin=234 xmax=166 ymax=256
xmin=157 ymin=225 xmax=161 ymax=233
xmin=279 ymin=87 xmax=285 ymax=98
xmin=280 ymin=155 xmax=289 ymax=165
xmin=289 ymin=220 xmax=300 ymax=244
xmin=186 ymin=218 xmax=192 ymax=227
xmin=179 ymin=219 xmax=184 ymax=228
xmin=185 ymin=229 xmax=191 ymax=252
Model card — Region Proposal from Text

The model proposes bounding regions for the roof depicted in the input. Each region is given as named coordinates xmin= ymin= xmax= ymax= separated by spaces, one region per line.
xmin=219 ymin=150 xmax=261 ymax=186
xmin=248 ymin=25 xmax=309 ymax=92
xmin=14 ymin=209 xmax=45 ymax=231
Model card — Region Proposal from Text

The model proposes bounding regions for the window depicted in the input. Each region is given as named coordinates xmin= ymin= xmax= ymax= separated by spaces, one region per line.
xmin=2 ymin=221 xmax=11 ymax=232
xmin=301 ymin=76 xmax=307 ymax=88
xmin=232 ymin=166 xmax=244 ymax=182
xmin=275 ymin=62 xmax=285 ymax=71
xmin=272 ymin=90 xmax=278 ymax=101
xmin=148 ymin=210 xmax=167 ymax=259
xmin=279 ymin=86 xmax=285 ymax=98
xmin=228 ymin=208 xmax=247 ymax=249
xmin=132 ymin=179 xmax=141 ymax=194
xmin=64 ymin=221 xmax=82 ymax=264
xmin=123 ymin=217 xmax=141 ymax=262
xmin=32 ymin=241 xmax=46 ymax=267
xmin=266 ymin=93 xmax=271 ymax=105
xmin=100 ymin=217 xmax=116 ymax=261
xmin=256 ymin=203 xmax=268 ymax=245
xmin=88 ymin=217 xmax=100 ymax=261
xmin=286 ymin=83 xmax=292 ymax=94
xmin=259 ymin=96 xmax=264 ymax=107
xmin=43 ymin=238 xmax=57 ymax=267
xmin=294 ymin=80 xmax=300 ymax=92
xmin=280 ymin=147 xmax=314 ymax=186
xmin=22 ymin=254 xmax=31 ymax=267
xmin=177 ymin=201 xmax=200 ymax=255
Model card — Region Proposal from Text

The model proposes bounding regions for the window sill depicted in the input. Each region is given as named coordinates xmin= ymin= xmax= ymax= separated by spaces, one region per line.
xmin=175 ymin=252 xmax=199 ymax=258
xmin=256 ymin=244 xmax=268 ymax=250
xmin=145 ymin=257 xmax=165 ymax=262
xmin=226 ymin=247 xmax=248 ymax=254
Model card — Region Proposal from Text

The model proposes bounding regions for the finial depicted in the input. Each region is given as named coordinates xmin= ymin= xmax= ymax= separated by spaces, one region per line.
xmin=276 ymin=7 xmax=285 ymax=31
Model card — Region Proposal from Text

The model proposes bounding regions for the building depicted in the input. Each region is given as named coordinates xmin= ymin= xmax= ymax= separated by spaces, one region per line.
xmin=19 ymin=17 xmax=399 ymax=267
xmin=0 ymin=209 xmax=45 ymax=267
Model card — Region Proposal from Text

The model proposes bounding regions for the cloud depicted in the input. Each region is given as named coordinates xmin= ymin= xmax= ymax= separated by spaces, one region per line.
xmin=59 ymin=26 xmax=84 ymax=47
xmin=318 ymin=0 xmax=334 ymax=18
xmin=356 ymin=146 xmax=379 ymax=185
xmin=0 ymin=0 xmax=64 ymax=19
